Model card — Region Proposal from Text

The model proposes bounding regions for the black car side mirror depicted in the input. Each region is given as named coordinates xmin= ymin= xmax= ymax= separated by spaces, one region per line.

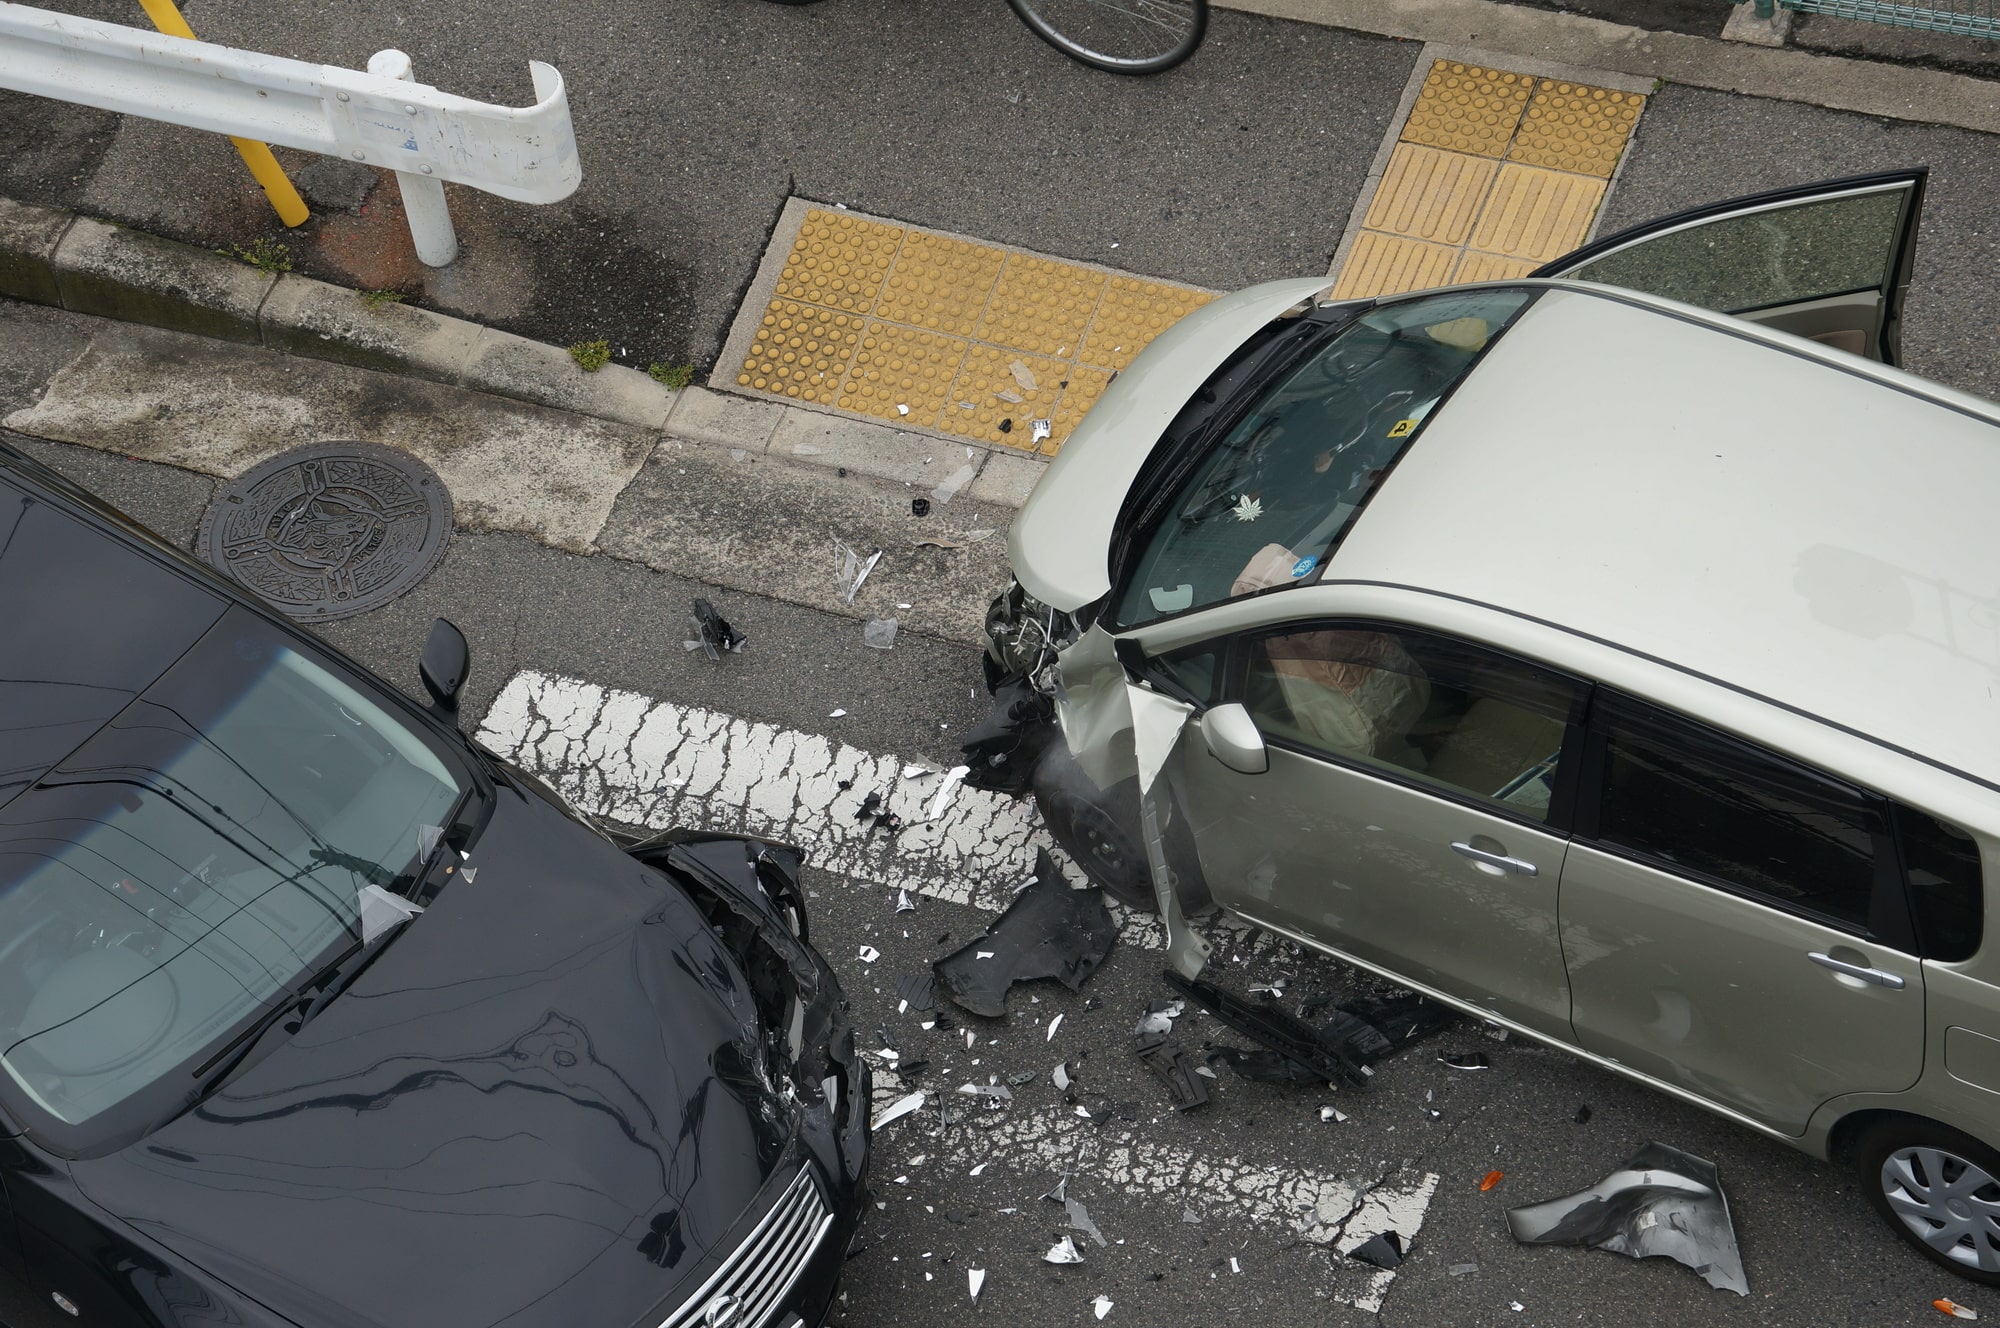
xmin=420 ymin=618 xmax=470 ymax=716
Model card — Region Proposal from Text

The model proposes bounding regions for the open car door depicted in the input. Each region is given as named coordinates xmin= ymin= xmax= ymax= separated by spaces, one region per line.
xmin=1532 ymin=170 xmax=1926 ymax=366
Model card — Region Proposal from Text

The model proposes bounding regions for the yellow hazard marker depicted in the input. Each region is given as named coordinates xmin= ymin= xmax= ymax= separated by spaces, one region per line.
xmin=1335 ymin=60 xmax=1646 ymax=299
xmin=734 ymin=209 xmax=1214 ymax=455
xmin=135 ymin=0 xmax=310 ymax=228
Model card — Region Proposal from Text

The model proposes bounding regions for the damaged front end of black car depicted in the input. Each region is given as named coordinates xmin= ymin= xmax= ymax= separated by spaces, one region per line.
xmin=627 ymin=830 xmax=872 ymax=1326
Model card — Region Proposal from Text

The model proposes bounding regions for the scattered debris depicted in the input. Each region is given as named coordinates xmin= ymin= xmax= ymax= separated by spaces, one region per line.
xmin=1093 ymin=1295 xmax=1114 ymax=1320
xmin=1044 ymin=1236 xmax=1086 ymax=1265
xmin=927 ymin=765 xmax=971 ymax=821
xmin=1575 ymin=1104 xmax=1594 ymax=1125
xmin=872 ymin=1091 xmax=926 ymax=1131
xmin=863 ymin=618 xmax=899 ymax=650
xmin=1510 ymin=1301 xmax=1525 ymax=1312
xmin=1205 ymin=1045 xmax=1322 ymax=1085
xmin=835 ymin=540 xmax=882 ymax=604
xmin=1132 ymin=1000 xmax=1185 ymax=1043
xmin=1480 ymin=1171 xmax=1505 ymax=1192
xmin=933 ymin=849 xmax=1117 ymax=1017
xmin=1053 ymin=1061 xmax=1071 ymax=1091
xmin=1318 ymin=1105 xmax=1347 ymax=1123
xmin=687 ymin=598 xmax=746 ymax=660
xmin=1137 ymin=1042 xmax=1210 ymax=1110
xmin=1230 ymin=1257 xmax=1242 ymax=1274
xmin=1047 ymin=1013 xmax=1064 ymax=1042
xmin=1440 ymin=1053 xmax=1491 ymax=1071
xmin=1169 ymin=973 xmax=1455 ymax=1089
xmin=968 ymin=1268 xmax=985 ymax=1302
xmin=912 ymin=497 xmax=931 ymax=517
xmin=996 ymin=388 xmax=1024 ymax=404
xmin=829 ymin=708 xmax=847 ymax=718
xmin=1007 ymin=1069 xmax=1038 ymax=1086
xmin=956 ymin=1081 xmax=1014 ymax=1102
xmin=1066 ymin=1198 xmax=1107 ymax=1247
xmin=1182 ymin=1208 xmax=1201 ymax=1224
xmin=1030 ymin=418 xmax=1052 ymax=446
xmin=857 ymin=945 xmax=880 ymax=964
xmin=1448 ymin=1261 xmax=1479 ymax=1277
xmin=1937 ymin=1298 xmax=1980 ymax=1319
xmin=960 ymin=675 xmax=1058 ymax=795
xmin=1042 ymin=1173 xmax=1070 ymax=1204
xmin=1009 ymin=359 xmax=1039 ymax=392
xmin=897 ymin=889 xmax=917 ymax=913
xmin=1345 ymin=1231 xmax=1405 ymax=1270
xmin=931 ymin=463 xmax=977 ymax=505
xmin=1506 ymin=1142 xmax=1748 ymax=1295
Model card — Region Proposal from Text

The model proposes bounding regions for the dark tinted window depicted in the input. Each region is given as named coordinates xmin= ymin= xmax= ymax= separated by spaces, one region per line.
xmin=0 ymin=484 xmax=224 ymax=804
xmin=1895 ymin=804 xmax=1982 ymax=961
xmin=1592 ymin=698 xmax=1885 ymax=933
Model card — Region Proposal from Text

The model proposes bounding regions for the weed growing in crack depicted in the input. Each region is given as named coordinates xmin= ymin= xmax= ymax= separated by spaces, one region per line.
xmin=360 ymin=288 xmax=408 ymax=310
xmin=568 ymin=339 xmax=613 ymax=372
xmin=224 ymin=238 xmax=293 ymax=274
xmin=647 ymin=362 xmax=695 ymax=390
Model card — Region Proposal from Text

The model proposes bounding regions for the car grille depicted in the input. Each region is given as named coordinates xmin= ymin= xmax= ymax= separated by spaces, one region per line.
xmin=653 ymin=1167 xmax=833 ymax=1328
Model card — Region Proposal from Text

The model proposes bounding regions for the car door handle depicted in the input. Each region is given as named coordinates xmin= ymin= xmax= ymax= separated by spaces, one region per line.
xmin=1808 ymin=951 xmax=1906 ymax=989
xmin=1450 ymin=841 xmax=1538 ymax=876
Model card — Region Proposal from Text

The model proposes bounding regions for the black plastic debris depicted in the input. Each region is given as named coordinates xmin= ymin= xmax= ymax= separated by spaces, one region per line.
xmin=1439 ymin=1052 xmax=1491 ymax=1071
xmin=1137 ymin=1043 xmax=1209 ymax=1110
xmin=851 ymin=791 xmax=904 ymax=836
xmin=896 ymin=972 xmax=936 ymax=1013
xmin=1169 ymin=972 xmax=1457 ymax=1089
xmin=689 ymin=598 xmax=745 ymax=660
xmin=959 ymin=676 xmax=1058 ymax=795
xmin=1505 ymin=1142 xmax=1749 ymax=1296
xmin=912 ymin=497 xmax=931 ymax=517
xmin=932 ymin=849 xmax=1116 ymax=1017
xmin=1205 ymin=1045 xmax=1323 ymax=1085
xmin=1574 ymin=1104 xmax=1594 ymax=1125
xmin=1346 ymin=1231 xmax=1405 ymax=1270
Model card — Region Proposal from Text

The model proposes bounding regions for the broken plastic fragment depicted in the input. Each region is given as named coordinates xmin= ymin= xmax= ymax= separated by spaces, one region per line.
xmin=1937 ymin=1298 xmax=1979 ymax=1319
xmin=829 ymin=708 xmax=847 ymax=718
xmin=1008 ymin=359 xmax=1038 ymax=392
xmin=1053 ymin=1062 xmax=1071 ymax=1091
xmin=968 ymin=1269 xmax=985 ymax=1302
xmin=1506 ymin=1141 xmax=1748 ymax=1295
xmin=931 ymin=463 xmax=977 ymax=505
xmin=857 ymin=945 xmax=881 ymax=964
xmin=1044 ymin=1236 xmax=1085 ymax=1265
xmin=834 ymin=539 xmax=882 ymax=604
xmin=969 ymin=1162 xmax=988 ymax=1177
xmin=872 ymin=1091 xmax=926 ymax=1131
xmin=932 ymin=849 xmax=1116 ymax=1017
xmin=690 ymin=598 xmax=746 ymax=660
xmin=1046 ymin=1014 xmax=1063 ymax=1042
xmin=1182 ymin=1208 xmax=1201 ymax=1224
xmin=863 ymin=617 xmax=899 ymax=650
xmin=1440 ymin=1052 xmax=1491 ymax=1070
xmin=1066 ymin=1198 xmax=1107 ymax=1247
xmin=1448 ymin=1261 xmax=1479 ymax=1277
xmin=1318 ymin=1105 xmax=1347 ymax=1123
xmin=1575 ymin=1104 xmax=1594 ymax=1124
xmin=911 ymin=496 xmax=930 ymax=516
xmin=356 ymin=883 xmax=422 ymax=944
xmin=895 ymin=972 xmax=935 ymax=1012
xmin=1029 ymin=418 xmax=1052 ymax=446
xmin=956 ymin=1081 xmax=1014 ymax=1102
xmin=1345 ymin=1231 xmax=1405 ymax=1270
xmin=1230 ymin=1257 xmax=1241 ymax=1274
xmin=1094 ymin=1295 xmax=1113 ymax=1319
xmin=1480 ymin=1170 xmax=1505 ymax=1192
xmin=416 ymin=823 xmax=444 ymax=860
xmin=927 ymin=765 xmax=971 ymax=821
xmin=1137 ymin=1043 xmax=1209 ymax=1110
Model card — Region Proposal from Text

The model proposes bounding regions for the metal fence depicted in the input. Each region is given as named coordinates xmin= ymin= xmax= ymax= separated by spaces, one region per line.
xmin=1779 ymin=0 xmax=2000 ymax=39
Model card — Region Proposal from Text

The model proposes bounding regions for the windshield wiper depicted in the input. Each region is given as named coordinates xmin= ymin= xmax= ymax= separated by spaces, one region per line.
xmin=185 ymin=991 xmax=309 ymax=1106
xmin=294 ymin=914 xmax=415 ymax=1028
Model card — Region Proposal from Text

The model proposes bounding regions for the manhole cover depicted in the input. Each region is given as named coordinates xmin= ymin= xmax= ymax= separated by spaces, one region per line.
xmin=197 ymin=442 xmax=453 ymax=621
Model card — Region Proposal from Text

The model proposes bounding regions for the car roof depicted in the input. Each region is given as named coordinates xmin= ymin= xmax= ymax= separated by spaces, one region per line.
xmin=1328 ymin=284 xmax=2000 ymax=792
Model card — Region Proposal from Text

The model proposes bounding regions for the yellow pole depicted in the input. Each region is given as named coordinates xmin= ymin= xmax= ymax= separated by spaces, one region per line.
xmin=134 ymin=0 xmax=310 ymax=227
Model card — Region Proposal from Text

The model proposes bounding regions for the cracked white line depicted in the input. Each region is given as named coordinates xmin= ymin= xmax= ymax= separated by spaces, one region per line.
xmin=475 ymin=669 xmax=1436 ymax=1311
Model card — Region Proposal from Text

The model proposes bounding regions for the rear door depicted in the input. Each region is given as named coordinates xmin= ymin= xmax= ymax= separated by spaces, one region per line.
xmin=1533 ymin=170 xmax=1926 ymax=365
xmin=1559 ymin=691 xmax=1925 ymax=1135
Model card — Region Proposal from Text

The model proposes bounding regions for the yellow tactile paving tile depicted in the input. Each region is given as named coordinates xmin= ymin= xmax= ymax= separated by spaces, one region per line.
xmin=836 ymin=322 xmax=969 ymax=428
xmin=1400 ymin=61 xmax=1535 ymax=158
xmin=1508 ymin=81 xmax=1644 ymax=178
xmin=1078 ymin=276 xmax=1216 ymax=373
xmin=736 ymin=301 xmax=866 ymax=406
xmin=948 ymin=345 xmax=1069 ymax=450
xmin=1331 ymin=231 xmax=1460 ymax=300
xmin=1470 ymin=164 xmax=1607 ymax=263
xmin=875 ymin=231 xmax=1005 ymax=337
xmin=1049 ymin=365 xmax=1116 ymax=454
xmin=977 ymin=255 xmax=1107 ymax=360
xmin=1363 ymin=143 xmax=1499 ymax=246
xmin=1452 ymin=250 xmax=1539 ymax=284
xmin=771 ymin=209 xmax=902 ymax=313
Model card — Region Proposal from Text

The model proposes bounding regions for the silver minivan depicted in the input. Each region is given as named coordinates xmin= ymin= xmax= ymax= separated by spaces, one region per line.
xmin=985 ymin=171 xmax=2000 ymax=1282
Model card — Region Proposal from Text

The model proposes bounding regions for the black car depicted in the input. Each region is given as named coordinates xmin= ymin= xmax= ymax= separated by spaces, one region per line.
xmin=0 ymin=434 xmax=869 ymax=1328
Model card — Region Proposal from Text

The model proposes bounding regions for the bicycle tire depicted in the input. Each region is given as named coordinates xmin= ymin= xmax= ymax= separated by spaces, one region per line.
xmin=1006 ymin=0 xmax=1208 ymax=74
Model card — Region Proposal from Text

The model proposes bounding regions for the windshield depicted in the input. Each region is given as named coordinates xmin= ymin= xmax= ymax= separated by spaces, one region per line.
xmin=0 ymin=607 xmax=469 ymax=1145
xmin=1113 ymin=287 xmax=1533 ymax=628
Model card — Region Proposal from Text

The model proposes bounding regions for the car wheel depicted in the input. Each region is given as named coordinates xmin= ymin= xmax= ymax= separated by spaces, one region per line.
xmin=1855 ymin=1116 xmax=2000 ymax=1283
xmin=1032 ymin=766 xmax=1154 ymax=912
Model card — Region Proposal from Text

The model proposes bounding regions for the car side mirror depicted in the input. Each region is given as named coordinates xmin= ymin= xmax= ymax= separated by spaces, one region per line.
xmin=419 ymin=618 xmax=470 ymax=716
xmin=1200 ymin=703 xmax=1267 ymax=775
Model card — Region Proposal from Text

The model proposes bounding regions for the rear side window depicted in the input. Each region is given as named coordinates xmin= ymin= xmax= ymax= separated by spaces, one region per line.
xmin=1589 ymin=698 xmax=1889 ymax=935
xmin=1894 ymin=805 xmax=1982 ymax=962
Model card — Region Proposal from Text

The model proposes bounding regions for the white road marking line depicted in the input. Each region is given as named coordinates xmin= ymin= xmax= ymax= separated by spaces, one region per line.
xmin=476 ymin=669 xmax=1436 ymax=1311
xmin=477 ymin=669 xmax=1162 ymax=945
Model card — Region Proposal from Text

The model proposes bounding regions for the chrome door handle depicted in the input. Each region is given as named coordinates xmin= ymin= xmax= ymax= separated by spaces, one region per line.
xmin=1808 ymin=951 xmax=1906 ymax=989
xmin=1450 ymin=841 xmax=1538 ymax=876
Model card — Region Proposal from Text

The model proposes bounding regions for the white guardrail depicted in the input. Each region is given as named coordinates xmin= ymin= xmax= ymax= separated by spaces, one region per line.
xmin=0 ymin=2 xmax=580 ymax=265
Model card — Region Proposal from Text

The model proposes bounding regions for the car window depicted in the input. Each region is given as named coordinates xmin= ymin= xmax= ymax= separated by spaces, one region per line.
xmin=1240 ymin=624 xmax=1578 ymax=822
xmin=1589 ymin=696 xmax=1887 ymax=934
xmin=1559 ymin=187 xmax=1907 ymax=315
xmin=1893 ymin=804 xmax=1982 ymax=962
xmin=0 ymin=607 xmax=470 ymax=1144
xmin=1113 ymin=288 xmax=1533 ymax=629
xmin=0 ymin=484 xmax=226 ymax=808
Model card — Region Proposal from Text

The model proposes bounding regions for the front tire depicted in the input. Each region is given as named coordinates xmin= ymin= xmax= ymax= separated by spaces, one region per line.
xmin=1854 ymin=1116 xmax=2000 ymax=1284
xmin=1005 ymin=0 xmax=1208 ymax=74
xmin=1032 ymin=764 xmax=1154 ymax=911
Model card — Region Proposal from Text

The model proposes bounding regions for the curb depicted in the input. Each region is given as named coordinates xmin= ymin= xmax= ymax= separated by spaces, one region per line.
xmin=0 ymin=196 xmax=1048 ymax=510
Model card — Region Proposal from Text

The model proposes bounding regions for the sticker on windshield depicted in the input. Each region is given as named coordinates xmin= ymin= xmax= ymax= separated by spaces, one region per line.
xmin=1231 ymin=494 xmax=1263 ymax=522
xmin=1387 ymin=419 xmax=1417 ymax=438
xmin=1290 ymin=556 xmax=1316 ymax=579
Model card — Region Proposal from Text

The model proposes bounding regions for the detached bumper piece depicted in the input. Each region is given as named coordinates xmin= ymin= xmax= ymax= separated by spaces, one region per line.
xmin=933 ymin=848 xmax=1117 ymax=1017
xmin=1506 ymin=1142 xmax=1749 ymax=1296
xmin=959 ymin=674 xmax=1058 ymax=795
xmin=1164 ymin=972 xmax=1456 ymax=1089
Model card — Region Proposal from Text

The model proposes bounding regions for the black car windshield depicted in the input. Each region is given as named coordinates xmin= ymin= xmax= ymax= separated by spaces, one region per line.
xmin=0 ymin=607 xmax=470 ymax=1147
xmin=1113 ymin=287 xmax=1533 ymax=628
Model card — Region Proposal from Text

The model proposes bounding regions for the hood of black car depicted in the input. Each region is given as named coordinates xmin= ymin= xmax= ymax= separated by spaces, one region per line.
xmin=69 ymin=786 xmax=796 ymax=1328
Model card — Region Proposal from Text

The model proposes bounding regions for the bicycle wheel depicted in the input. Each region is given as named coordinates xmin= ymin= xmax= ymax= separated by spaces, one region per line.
xmin=1006 ymin=0 xmax=1208 ymax=74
